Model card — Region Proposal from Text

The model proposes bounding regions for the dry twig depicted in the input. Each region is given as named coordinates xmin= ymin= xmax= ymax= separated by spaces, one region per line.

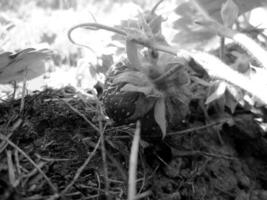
xmin=6 ymin=150 xmax=16 ymax=187
xmin=97 ymin=103 xmax=110 ymax=199
xmin=0 ymin=133 xmax=58 ymax=193
xmin=61 ymin=138 xmax=101 ymax=196
xmin=128 ymin=121 xmax=141 ymax=200
xmin=62 ymin=99 xmax=100 ymax=133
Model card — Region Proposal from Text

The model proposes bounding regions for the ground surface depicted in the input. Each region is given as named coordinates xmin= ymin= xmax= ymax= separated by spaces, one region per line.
xmin=1 ymin=1 xmax=267 ymax=199
xmin=1 ymin=86 xmax=267 ymax=200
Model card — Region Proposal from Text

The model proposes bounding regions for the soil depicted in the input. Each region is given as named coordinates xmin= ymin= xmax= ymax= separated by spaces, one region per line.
xmin=1 ymin=86 xmax=267 ymax=200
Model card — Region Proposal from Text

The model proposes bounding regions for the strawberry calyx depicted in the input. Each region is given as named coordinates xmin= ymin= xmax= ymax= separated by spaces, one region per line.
xmin=111 ymin=54 xmax=191 ymax=138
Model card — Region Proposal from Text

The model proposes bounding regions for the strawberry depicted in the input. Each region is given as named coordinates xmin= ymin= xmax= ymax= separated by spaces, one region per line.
xmin=102 ymin=53 xmax=192 ymax=139
xmin=102 ymin=59 xmax=156 ymax=125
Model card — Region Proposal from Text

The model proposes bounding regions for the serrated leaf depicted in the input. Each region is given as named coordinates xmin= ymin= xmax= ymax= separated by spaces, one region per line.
xmin=149 ymin=15 xmax=163 ymax=34
xmin=126 ymin=27 xmax=150 ymax=47
xmin=121 ymin=83 xmax=161 ymax=97
xmin=165 ymin=95 xmax=190 ymax=127
xmin=0 ymin=48 xmax=51 ymax=83
xmin=99 ymin=54 xmax=114 ymax=74
xmin=221 ymin=0 xmax=239 ymax=27
xmin=121 ymin=83 xmax=151 ymax=94
xmin=128 ymin=96 xmax=156 ymax=121
xmin=191 ymin=76 xmax=211 ymax=86
xmin=206 ymin=81 xmax=227 ymax=104
xmin=112 ymin=19 xmax=140 ymax=46
xmin=126 ymin=39 xmax=141 ymax=70
xmin=176 ymin=69 xmax=190 ymax=86
xmin=227 ymin=84 xmax=244 ymax=99
xmin=173 ymin=0 xmax=264 ymax=48
xmin=172 ymin=28 xmax=216 ymax=49
xmin=0 ymin=52 xmax=12 ymax=70
xmin=195 ymin=0 xmax=263 ymax=23
xmin=173 ymin=2 xmax=217 ymax=48
xmin=113 ymin=71 xmax=150 ymax=86
xmin=139 ymin=14 xmax=154 ymax=38
xmin=225 ymin=84 xmax=244 ymax=113
xmin=172 ymin=17 xmax=192 ymax=30
xmin=112 ymin=5 xmax=166 ymax=53
xmin=230 ymin=51 xmax=250 ymax=73
xmin=154 ymin=98 xmax=167 ymax=138
xmin=224 ymin=89 xmax=239 ymax=113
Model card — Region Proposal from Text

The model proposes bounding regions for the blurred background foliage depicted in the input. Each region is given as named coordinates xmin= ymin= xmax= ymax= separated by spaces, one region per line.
xmin=0 ymin=0 xmax=266 ymax=93
xmin=0 ymin=0 xmax=178 ymax=92
xmin=0 ymin=0 xmax=171 ymax=65
xmin=0 ymin=0 xmax=161 ymax=10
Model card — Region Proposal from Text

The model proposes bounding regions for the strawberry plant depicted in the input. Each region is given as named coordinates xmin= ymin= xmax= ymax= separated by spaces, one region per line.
xmin=68 ymin=0 xmax=267 ymax=139
xmin=100 ymin=1 xmax=192 ymax=138
xmin=3 ymin=1 xmax=267 ymax=199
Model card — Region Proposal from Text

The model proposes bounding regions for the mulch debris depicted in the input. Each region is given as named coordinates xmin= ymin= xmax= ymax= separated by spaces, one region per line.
xmin=1 ymin=86 xmax=267 ymax=200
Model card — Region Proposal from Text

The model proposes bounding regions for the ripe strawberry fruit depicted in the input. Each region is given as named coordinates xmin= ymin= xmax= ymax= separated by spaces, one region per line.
xmin=102 ymin=55 xmax=191 ymax=140
xmin=102 ymin=59 xmax=156 ymax=125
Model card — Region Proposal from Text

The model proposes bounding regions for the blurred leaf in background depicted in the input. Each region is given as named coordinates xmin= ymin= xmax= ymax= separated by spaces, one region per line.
xmin=172 ymin=0 xmax=266 ymax=49
xmin=0 ymin=48 xmax=51 ymax=84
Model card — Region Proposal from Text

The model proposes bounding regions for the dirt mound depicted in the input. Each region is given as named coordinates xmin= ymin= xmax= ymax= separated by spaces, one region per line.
xmin=1 ymin=87 xmax=267 ymax=200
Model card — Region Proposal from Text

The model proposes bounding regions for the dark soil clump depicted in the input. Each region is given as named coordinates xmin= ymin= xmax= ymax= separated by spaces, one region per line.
xmin=1 ymin=86 xmax=267 ymax=200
